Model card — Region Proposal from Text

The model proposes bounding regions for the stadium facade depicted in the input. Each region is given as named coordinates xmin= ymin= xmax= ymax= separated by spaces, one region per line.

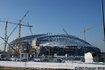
xmin=9 ymin=33 xmax=100 ymax=57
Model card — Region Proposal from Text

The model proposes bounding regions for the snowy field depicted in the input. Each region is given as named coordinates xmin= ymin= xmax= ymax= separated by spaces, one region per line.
xmin=0 ymin=61 xmax=105 ymax=69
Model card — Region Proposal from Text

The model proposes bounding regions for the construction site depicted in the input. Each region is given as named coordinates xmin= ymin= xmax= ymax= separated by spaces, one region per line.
xmin=0 ymin=14 xmax=104 ymax=69
xmin=0 ymin=0 xmax=105 ymax=70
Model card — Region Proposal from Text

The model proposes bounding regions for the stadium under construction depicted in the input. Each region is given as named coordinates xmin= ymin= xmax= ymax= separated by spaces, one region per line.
xmin=8 ymin=33 xmax=100 ymax=58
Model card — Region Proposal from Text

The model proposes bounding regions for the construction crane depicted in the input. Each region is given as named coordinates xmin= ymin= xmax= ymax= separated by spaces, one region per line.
xmin=27 ymin=22 xmax=33 ymax=35
xmin=80 ymin=24 xmax=101 ymax=41
xmin=0 ymin=36 xmax=19 ymax=55
xmin=0 ymin=11 xmax=32 ymax=52
xmin=62 ymin=28 xmax=69 ymax=36
xmin=18 ymin=11 xmax=31 ymax=39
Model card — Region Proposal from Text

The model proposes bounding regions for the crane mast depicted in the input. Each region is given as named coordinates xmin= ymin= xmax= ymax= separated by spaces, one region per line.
xmin=4 ymin=22 xmax=8 ymax=51
xmin=0 ymin=11 xmax=32 ymax=52
xmin=80 ymin=24 xmax=100 ymax=41
xmin=18 ymin=11 xmax=29 ymax=39
xmin=63 ymin=28 xmax=69 ymax=36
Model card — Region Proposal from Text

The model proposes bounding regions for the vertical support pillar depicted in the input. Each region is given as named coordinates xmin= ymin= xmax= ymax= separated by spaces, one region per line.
xmin=101 ymin=0 xmax=105 ymax=41
xmin=101 ymin=0 xmax=105 ymax=51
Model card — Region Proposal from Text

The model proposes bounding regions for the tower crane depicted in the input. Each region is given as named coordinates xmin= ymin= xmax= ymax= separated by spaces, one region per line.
xmin=0 ymin=11 xmax=32 ymax=52
xmin=80 ymin=24 xmax=101 ymax=41
xmin=18 ymin=11 xmax=30 ymax=39
xmin=27 ymin=22 xmax=33 ymax=35
xmin=0 ymin=36 xmax=19 ymax=55
xmin=62 ymin=28 xmax=69 ymax=36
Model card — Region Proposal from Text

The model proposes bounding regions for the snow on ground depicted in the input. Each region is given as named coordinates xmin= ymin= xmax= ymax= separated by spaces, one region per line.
xmin=0 ymin=61 xmax=105 ymax=69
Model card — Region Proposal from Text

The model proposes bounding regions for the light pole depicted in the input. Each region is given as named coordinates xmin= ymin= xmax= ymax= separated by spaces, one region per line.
xmin=101 ymin=0 xmax=105 ymax=51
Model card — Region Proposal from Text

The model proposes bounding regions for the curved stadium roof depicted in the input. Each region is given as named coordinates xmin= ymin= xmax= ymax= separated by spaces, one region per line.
xmin=11 ymin=33 xmax=97 ymax=48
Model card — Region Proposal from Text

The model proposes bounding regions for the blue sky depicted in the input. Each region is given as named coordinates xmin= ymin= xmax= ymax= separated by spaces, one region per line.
xmin=0 ymin=0 xmax=105 ymax=52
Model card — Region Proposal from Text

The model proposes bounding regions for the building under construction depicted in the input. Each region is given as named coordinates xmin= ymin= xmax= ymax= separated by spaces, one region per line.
xmin=8 ymin=33 xmax=100 ymax=58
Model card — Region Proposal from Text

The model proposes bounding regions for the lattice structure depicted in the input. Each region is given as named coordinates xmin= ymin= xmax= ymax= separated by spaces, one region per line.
xmin=9 ymin=34 xmax=100 ymax=56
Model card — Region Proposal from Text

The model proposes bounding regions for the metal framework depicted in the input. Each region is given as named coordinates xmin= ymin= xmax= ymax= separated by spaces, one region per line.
xmin=11 ymin=34 xmax=95 ymax=48
xmin=9 ymin=34 xmax=100 ymax=56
